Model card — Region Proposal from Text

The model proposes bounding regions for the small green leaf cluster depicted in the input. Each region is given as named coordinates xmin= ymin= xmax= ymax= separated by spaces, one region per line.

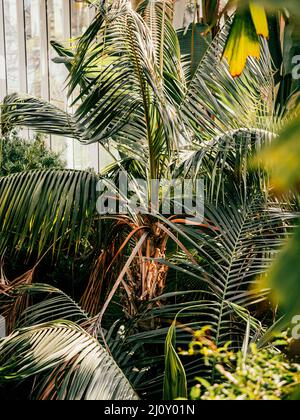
xmin=185 ymin=330 xmax=300 ymax=400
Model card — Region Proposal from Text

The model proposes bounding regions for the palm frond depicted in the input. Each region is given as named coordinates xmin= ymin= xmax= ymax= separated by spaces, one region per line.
xmin=166 ymin=195 xmax=296 ymax=348
xmin=182 ymin=21 xmax=275 ymax=141
xmin=0 ymin=321 xmax=139 ymax=400
xmin=11 ymin=284 xmax=89 ymax=328
xmin=1 ymin=94 xmax=81 ymax=139
xmin=137 ymin=0 xmax=185 ymax=95
xmin=0 ymin=169 xmax=98 ymax=259
xmin=178 ymin=127 xmax=276 ymax=204
xmin=68 ymin=1 xmax=184 ymax=177
xmin=118 ymin=195 xmax=297 ymax=391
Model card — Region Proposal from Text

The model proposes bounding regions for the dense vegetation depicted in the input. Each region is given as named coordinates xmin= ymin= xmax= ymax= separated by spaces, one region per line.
xmin=0 ymin=0 xmax=300 ymax=401
xmin=0 ymin=132 xmax=65 ymax=176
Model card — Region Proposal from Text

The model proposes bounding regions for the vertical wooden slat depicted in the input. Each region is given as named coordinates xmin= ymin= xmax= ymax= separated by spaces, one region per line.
xmin=63 ymin=0 xmax=74 ymax=168
xmin=17 ymin=0 xmax=29 ymax=139
xmin=63 ymin=0 xmax=71 ymax=110
xmin=0 ymin=0 xmax=7 ymax=101
xmin=173 ymin=0 xmax=186 ymax=29
xmin=16 ymin=0 xmax=27 ymax=93
xmin=40 ymin=0 xmax=51 ymax=147
xmin=0 ymin=2 xmax=6 ymax=102
xmin=40 ymin=0 xmax=50 ymax=101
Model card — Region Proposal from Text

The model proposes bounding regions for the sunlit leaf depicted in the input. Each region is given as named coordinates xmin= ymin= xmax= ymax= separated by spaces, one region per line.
xmin=249 ymin=2 xmax=269 ymax=37
xmin=260 ymin=226 xmax=300 ymax=328
xmin=163 ymin=319 xmax=187 ymax=400
xmin=223 ymin=2 xmax=269 ymax=77
xmin=0 ymin=170 xmax=98 ymax=259
xmin=256 ymin=114 xmax=300 ymax=192
xmin=223 ymin=9 xmax=260 ymax=77
xmin=0 ymin=321 xmax=139 ymax=400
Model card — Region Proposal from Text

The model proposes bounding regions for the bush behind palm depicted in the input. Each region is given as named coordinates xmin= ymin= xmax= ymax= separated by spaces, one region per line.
xmin=0 ymin=131 xmax=65 ymax=176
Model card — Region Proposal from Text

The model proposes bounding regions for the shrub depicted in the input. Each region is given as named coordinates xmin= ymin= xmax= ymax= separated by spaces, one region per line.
xmin=181 ymin=328 xmax=300 ymax=400
xmin=0 ymin=131 xmax=65 ymax=176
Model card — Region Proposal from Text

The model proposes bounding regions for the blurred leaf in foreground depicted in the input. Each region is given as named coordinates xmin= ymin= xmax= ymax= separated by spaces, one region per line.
xmin=266 ymin=226 xmax=300 ymax=316
xmin=256 ymin=109 xmax=300 ymax=193
xmin=256 ymin=99 xmax=300 ymax=340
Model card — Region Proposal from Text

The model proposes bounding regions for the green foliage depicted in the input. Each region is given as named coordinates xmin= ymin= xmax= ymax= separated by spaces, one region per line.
xmin=0 ymin=0 xmax=299 ymax=401
xmin=256 ymin=102 xmax=300 ymax=340
xmin=257 ymin=107 xmax=300 ymax=193
xmin=0 ymin=131 xmax=65 ymax=176
xmin=177 ymin=23 xmax=211 ymax=79
xmin=183 ymin=329 xmax=300 ymax=400
xmin=164 ymin=318 xmax=187 ymax=400
xmin=0 ymin=320 xmax=138 ymax=400
xmin=265 ymin=225 xmax=300 ymax=318
xmin=0 ymin=169 xmax=99 ymax=259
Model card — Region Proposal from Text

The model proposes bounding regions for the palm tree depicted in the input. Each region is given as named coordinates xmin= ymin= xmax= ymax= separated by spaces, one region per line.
xmin=0 ymin=0 xmax=296 ymax=400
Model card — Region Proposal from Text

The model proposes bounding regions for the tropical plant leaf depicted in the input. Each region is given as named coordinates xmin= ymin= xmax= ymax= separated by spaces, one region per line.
xmin=254 ymin=106 xmax=300 ymax=346
xmin=1 ymin=94 xmax=81 ymax=139
xmin=256 ymin=114 xmax=300 ymax=193
xmin=182 ymin=19 xmax=274 ymax=143
xmin=163 ymin=195 xmax=294 ymax=350
xmin=261 ymin=225 xmax=300 ymax=324
xmin=0 ymin=169 xmax=98 ymax=259
xmin=163 ymin=318 xmax=187 ymax=400
xmin=223 ymin=9 xmax=260 ymax=78
xmin=222 ymin=2 xmax=268 ymax=77
xmin=0 ymin=321 xmax=139 ymax=400
xmin=249 ymin=2 xmax=269 ymax=38
xmin=13 ymin=284 xmax=89 ymax=328
xmin=137 ymin=0 xmax=182 ymax=78
xmin=242 ymin=0 xmax=300 ymax=19
xmin=118 ymin=194 xmax=296 ymax=392
xmin=177 ymin=23 xmax=212 ymax=79
xmin=178 ymin=127 xmax=276 ymax=204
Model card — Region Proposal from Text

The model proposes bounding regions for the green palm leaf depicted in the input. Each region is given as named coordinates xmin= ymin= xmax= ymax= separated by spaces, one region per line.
xmin=0 ymin=321 xmax=139 ymax=400
xmin=0 ymin=169 xmax=98 ymax=258
xmin=1 ymin=94 xmax=81 ymax=139
xmin=121 ymin=195 xmax=296 ymax=389
xmin=7 ymin=283 xmax=89 ymax=328
xmin=183 ymin=21 xmax=274 ymax=141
